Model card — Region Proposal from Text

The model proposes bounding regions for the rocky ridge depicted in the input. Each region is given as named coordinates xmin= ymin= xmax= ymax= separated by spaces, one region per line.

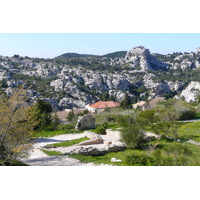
xmin=1 ymin=46 xmax=200 ymax=109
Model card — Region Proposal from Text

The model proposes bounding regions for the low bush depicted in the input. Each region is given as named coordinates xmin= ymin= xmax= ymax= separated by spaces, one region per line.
xmin=158 ymin=99 xmax=196 ymax=120
xmin=57 ymin=123 xmax=75 ymax=130
xmin=175 ymin=101 xmax=196 ymax=120
xmin=0 ymin=160 xmax=29 ymax=166
xmin=136 ymin=109 xmax=159 ymax=128
xmin=151 ymin=121 xmax=180 ymax=138
xmin=95 ymin=126 xmax=107 ymax=135
xmin=121 ymin=124 xmax=145 ymax=149
xmin=126 ymin=152 xmax=155 ymax=166
xmin=126 ymin=143 xmax=193 ymax=166
xmin=116 ymin=115 xmax=134 ymax=124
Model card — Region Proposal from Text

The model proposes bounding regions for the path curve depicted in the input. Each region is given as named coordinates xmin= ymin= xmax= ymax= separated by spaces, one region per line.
xmin=22 ymin=133 xmax=109 ymax=166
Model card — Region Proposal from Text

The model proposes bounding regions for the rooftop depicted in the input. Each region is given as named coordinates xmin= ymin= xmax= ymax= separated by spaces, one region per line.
xmin=133 ymin=101 xmax=146 ymax=107
xmin=89 ymin=101 xmax=120 ymax=109
xmin=56 ymin=109 xmax=86 ymax=121
xmin=149 ymin=97 xmax=165 ymax=108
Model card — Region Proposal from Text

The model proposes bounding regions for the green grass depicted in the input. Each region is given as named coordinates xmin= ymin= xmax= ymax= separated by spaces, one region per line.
xmin=36 ymin=120 xmax=200 ymax=166
xmin=68 ymin=120 xmax=200 ymax=166
xmin=32 ymin=129 xmax=83 ymax=138
xmin=106 ymin=124 xmax=122 ymax=130
xmin=69 ymin=141 xmax=200 ymax=166
xmin=69 ymin=149 xmax=144 ymax=166
xmin=178 ymin=121 xmax=200 ymax=142
xmin=41 ymin=149 xmax=63 ymax=156
xmin=44 ymin=136 xmax=90 ymax=148
xmin=194 ymin=112 xmax=200 ymax=119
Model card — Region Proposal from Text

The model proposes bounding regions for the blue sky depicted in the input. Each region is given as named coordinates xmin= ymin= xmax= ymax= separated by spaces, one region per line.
xmin=0 ymin=33 xmax=200 ymax=58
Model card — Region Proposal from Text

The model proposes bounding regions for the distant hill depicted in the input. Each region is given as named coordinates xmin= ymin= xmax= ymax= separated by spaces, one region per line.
xmin=57 ymin=53 xmax=100 ymax=58
xmin=103 ymin=51 xmax=127 ymax=58
xmin=57 ymin=51 xmax=127 ymax=59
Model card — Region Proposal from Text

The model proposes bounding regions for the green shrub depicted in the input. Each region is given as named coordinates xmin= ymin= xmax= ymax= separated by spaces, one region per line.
xmin=156 ymin=143 xmax=192 ymax=166
xmin=196 ymin=104 xmax=200 ymax=113
xmin=57 ymin=123 xmax=75 ymax=130
xmin=158 ymin=99 xmax=196 ymax=120
xmin=34 ymin=99 xmax=53 ymax=130
xmin=95 ymin=126 xmax=107 ymax=135
xmin=120 ymin=93 xmax=132 ymax=109
xmin=151 ymin=121 xmax=180 ymax=138
xmin=126 ymin=152 xmax=155 ymax=166
xmin=66 ymin=111 xmax=76 ymax=122
xmin=175 ymin=101 xmax=196 ymax=120
xmin=125 ymin=143 xmax=193 ymax=166
xmin=155 ymin=107 xmax=179 ymax=122
xmin=116 ymin=115 xmax=134 ymax=124
xmin=121 ymin=124 xmax=145 ymax=149
xmin=136 ymin=109 xmax=159 ymax=128
xmin=0 ymin=160 xmax=29 ymax=166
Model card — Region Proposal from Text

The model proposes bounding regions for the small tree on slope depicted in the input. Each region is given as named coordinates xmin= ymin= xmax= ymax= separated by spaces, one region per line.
xmin=0 ymin=88 xmax=39 ymax=165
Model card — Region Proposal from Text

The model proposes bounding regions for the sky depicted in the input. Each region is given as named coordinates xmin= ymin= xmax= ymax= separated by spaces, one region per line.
xmin=0 ymin=33 xmax=200 ymax=58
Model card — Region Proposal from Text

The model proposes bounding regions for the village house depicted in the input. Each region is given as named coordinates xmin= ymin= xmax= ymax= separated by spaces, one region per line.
xmin=133 ymin=97 xmax=165 ymax=111
xmin=132 ymin=101 xmax=147 ymax=110
xmin=85 ymin=101 xmax=120 ymax=113
xmin=56 ymin=108 xmax=86 ymax=123
xmin=147 ymin=97 xmax=165 ymax=109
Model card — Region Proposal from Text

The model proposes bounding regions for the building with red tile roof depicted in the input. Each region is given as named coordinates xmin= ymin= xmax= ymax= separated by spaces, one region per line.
xmin=85 ymin=101 xmax=120 ymax=113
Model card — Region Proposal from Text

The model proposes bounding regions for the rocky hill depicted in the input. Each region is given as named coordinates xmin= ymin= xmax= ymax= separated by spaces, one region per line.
xmin=1 ymin=46 xmax=200 ymax=110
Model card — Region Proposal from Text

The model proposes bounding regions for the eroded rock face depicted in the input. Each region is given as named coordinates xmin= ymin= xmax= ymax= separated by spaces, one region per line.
xmin=0 ymin=70 xmax=11 ymax=81
xmin=143 ymin=74 xmax=171 ymax=99
xmin=180 ymin=59 xmax=193 ymax=70
xmin=2 ymin=46 xmax=200 ymax=110
xmin=125 ymin=46 xmax=151 ymax=60
xmin=168 ymin=81 xmax=184 ymax=92
xmin=124 ymin=46 xmax=169 ymax=71
xmin=50 ymin=79 xmax=65 ymax=91
xmin=75 ymin=114 xmax=96 ymax=130
xmin=125 ymin=46 xmax=151 ymax=71
xmin=179 ymin=81 xmax=200 ymax=102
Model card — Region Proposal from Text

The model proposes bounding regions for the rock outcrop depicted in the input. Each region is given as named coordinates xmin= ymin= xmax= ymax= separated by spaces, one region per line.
xmin=178 ymin=81 xmax=200 ymax=102
xmin=75 ymin=114 xmax=96 ymax=130
xmin=143 ymin=74 xmax=171 ymax=99
xmin=125 ymin=46 xmax=169 ymax=71
xmin=70 ymin=142 xmax=126 ymax=156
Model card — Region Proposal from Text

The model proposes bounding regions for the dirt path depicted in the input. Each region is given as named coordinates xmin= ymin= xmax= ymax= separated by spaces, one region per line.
xmin=22 ymin=133 xmax=110 ymax=166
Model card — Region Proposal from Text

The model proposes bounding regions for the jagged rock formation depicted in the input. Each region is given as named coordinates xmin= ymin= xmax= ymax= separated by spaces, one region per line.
xmin=178 ymin=81 xmax=200 ymax=102
xmin=1 ymin=46 xmax=200 ymax=109
xmin=143 ymin=73 xmax=171 ymax=99
xmin=125 ymin=46 xmax=169 ymax=71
